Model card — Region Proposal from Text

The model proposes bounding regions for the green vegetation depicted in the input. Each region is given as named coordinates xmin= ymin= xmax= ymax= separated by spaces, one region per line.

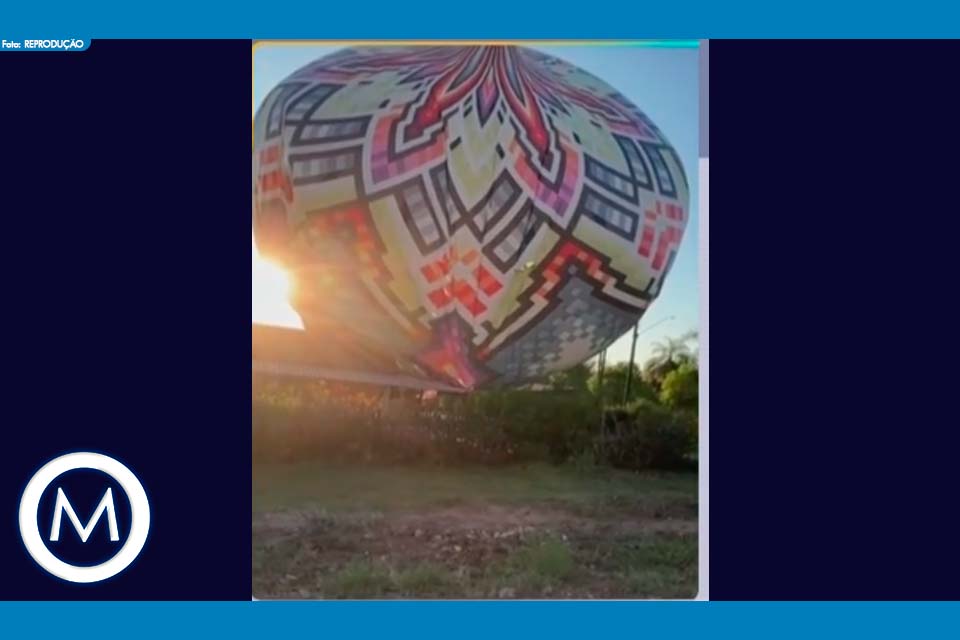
xmin=660 ymin=363 xmax=699 ymax=410
xmin=394 ymin=563 xmax=457 ymax=596
xmin=329 ymin=561 xmax=395 ymax=598
xmin=511 ymin=537 xmax=576 ymax=582
xmin=590 ymin=362 xmax=658 ymax=406
xmin=254 ymin=461 xmax=695 ymax=513
xmin=253 ymin=329 xmax=700 ymax=472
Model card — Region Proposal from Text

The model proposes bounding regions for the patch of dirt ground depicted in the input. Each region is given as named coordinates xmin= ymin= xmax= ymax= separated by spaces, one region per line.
xmin=253 ymin=501 xmax=698 ymax=599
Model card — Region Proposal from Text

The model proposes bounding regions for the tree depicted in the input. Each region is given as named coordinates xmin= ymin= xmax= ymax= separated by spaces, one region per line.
xmin=590 ymin=361 xmax=656 ymax=406
xmin=548 ymin=362 xmax=593 ymax=393
xmin=659 ymin=362 xmax=699 ymax=410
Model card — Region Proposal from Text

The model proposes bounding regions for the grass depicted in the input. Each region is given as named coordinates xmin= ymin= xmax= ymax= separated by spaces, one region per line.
xmin=394 ymin=564 xmax=456 ymax=596
xmin=482 ymin=537 xmax=578 ymax=594
xmin=514 ymin=538 xmax=576 ymax=581
xmin=253 ymin=462 xmax=698 ymax=599
xmin=253 ymin=461 xmax=696 ymax=513
xmin=315 ymin=563 xmax=458 ymax=599
xmin=328 ymin=561 xmax=394 ymax=598
xmin=603 ymin=534 xmax=698 ymax=598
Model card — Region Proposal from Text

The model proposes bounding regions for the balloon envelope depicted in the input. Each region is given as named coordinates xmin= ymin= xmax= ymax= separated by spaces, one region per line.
xmin=253 ymin=46 xmax=689 ymax=390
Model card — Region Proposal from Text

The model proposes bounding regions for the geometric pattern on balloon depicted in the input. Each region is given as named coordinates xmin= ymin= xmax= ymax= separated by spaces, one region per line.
xmin=253 ymin=46 xmax=689 ymax=389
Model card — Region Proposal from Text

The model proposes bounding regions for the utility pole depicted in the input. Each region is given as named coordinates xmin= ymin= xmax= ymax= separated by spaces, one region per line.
xmin=596 ymin=348 xmax=607 ymax=393
xmin=623 ymin=323 xmax=640 ymax=403
xmin=622 ymin=315 xmax=675 ymax=403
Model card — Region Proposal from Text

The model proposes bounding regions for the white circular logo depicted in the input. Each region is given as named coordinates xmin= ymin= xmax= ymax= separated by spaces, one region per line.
xmin=18 ymin=452 xmax=150 ymax=583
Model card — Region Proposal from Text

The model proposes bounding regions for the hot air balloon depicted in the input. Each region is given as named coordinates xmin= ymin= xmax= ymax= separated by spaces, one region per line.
xmin=253 ymin=46 xmax=689 ymax=391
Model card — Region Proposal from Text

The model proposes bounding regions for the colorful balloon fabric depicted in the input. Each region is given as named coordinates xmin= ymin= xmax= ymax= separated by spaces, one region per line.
xmin=253 ymin=46 xmax=689 ymax=390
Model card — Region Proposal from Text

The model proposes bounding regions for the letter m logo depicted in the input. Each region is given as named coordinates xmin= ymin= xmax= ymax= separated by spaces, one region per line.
xmin=49 ymin=487 xmax=120 ymax=543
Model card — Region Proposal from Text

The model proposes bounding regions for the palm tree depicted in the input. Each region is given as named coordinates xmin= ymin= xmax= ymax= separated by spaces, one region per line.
xmin=678 ymin=329 xmax=699 ymax=363
xmin=644 ymin=332 xmax=697 ymax=387
xmin=651 ymin=336 xmax=692 ymax=365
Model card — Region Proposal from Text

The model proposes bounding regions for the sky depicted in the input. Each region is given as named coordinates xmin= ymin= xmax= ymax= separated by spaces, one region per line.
xmin=252 ymin=43 xmax=699 ymax=367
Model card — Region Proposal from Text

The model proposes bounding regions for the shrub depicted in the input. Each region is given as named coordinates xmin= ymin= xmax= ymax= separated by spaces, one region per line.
xmin=251 ymin=376 xmax=696 ymax=470
xmin=465 ymin=389 xmax=597 ymax=464
xmin=252 ymin=378 xmax=600 ymax=466
xmin=599 ymin=399 xmax=695 ymax=471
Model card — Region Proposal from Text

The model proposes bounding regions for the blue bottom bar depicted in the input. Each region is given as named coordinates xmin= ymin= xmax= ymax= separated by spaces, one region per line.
xmin=3 ymin=602 xmax=958 ymax=638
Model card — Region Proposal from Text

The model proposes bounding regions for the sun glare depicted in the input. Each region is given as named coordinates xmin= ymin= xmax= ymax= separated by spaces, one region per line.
xmin=252 ymin=238 xmax=303 ymax=329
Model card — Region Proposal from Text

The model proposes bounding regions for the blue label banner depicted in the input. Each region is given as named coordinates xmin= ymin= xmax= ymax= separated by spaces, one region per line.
xmin=0 ymin=38 xmax=89 ymax=51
